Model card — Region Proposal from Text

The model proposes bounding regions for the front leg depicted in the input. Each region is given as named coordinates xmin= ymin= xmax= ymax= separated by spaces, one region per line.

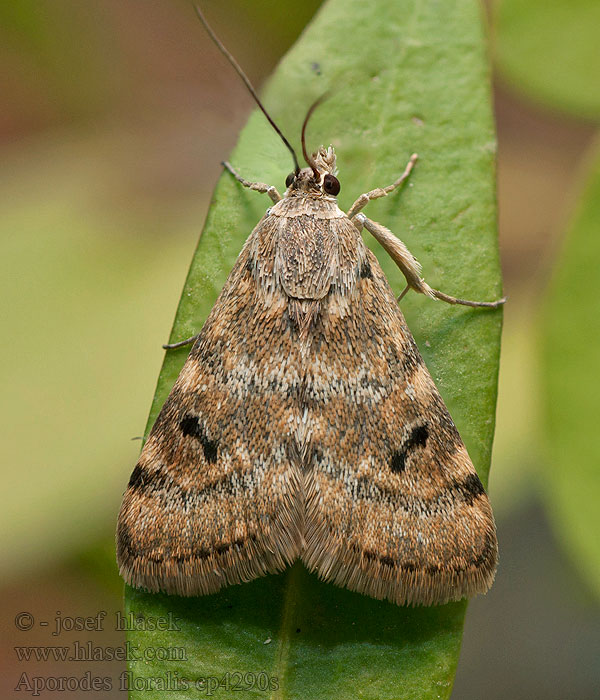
xmin=222 ymin=161 xmax=282 ymax=203
xmin=353 ymin=213 xmax=506 ymax=309
xmin=347 ymin=153 xmax=418 ymax=219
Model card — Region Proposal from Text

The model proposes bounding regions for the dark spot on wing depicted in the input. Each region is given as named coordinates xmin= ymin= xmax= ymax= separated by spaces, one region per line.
xmin=180 ymin=415 xmax=218 ymax=464
xmin=390 ymin=423 xmax=429 ymax=473
xmin=453 ymin=472 xmax=485 ymax=506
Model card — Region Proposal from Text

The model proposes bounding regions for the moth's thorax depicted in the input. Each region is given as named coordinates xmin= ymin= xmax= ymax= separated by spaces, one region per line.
xmin=251 ymin=191 xmax=360 ymax=305
xmin=246 ymin=143 xmax=355 ymax=304
xmin=269 ymin=193 xmax=345 ymax=220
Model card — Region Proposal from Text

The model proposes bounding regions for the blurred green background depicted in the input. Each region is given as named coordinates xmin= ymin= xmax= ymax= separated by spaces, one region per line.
xmin=1 ymin=1 xmax=599 ymax=698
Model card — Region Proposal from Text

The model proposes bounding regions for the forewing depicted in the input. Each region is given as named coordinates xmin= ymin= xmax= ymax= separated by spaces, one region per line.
xmin=301 ymin=241 xmax=498 ymax=606
xmin=117 ymin=222 xmax=303 ymax=596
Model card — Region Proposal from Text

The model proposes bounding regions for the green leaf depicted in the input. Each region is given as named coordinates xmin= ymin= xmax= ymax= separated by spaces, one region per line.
xmin=123 ymin=0 xmax=503 ymax=697
xmin=540 ymin=140 xmax=600 ymax=600
xmin=494 ymin=0 xmax=600 ymax=121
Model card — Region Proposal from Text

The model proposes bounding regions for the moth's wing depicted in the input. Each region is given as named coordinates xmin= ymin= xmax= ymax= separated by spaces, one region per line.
xmin=117 ymin=222 xmax=303 ymax=596
xmin=301 ymin=242 xmax=498 ymax=606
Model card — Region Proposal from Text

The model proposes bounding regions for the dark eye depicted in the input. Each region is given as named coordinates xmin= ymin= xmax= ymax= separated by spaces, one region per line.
xmin=285 ymin=172 xmax=295 ymax=187
xmin=323 ymin=173 xmax=340 ymax=195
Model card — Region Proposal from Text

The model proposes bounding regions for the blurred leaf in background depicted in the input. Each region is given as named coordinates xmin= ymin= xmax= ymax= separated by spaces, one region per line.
xmin=491 ymin=0 xmax=600 ymax=604
xmin=0 ymin=0 xmax=118 ymax=130
xmin=0 ymin=134 xmax=200 ymax=578
xmin=451 ymin=1 xmax=600 ymax=697
xmin=494 ymin=0 xmax=600 ymax=121
xmin=540 ymin=142 xmax=600 ymax=601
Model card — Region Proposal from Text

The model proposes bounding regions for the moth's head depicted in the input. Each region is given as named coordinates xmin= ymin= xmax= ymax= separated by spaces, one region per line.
xmin=284 ymin=145 xmax=340 ymax=198
xmin=193 ymin=11 xmax=340 ymax=203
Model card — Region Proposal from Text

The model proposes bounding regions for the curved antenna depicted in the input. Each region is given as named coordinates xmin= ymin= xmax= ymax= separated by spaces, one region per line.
xmin=301 ymin=93 xmax=330 ymax=177
xmin=194 ymin=4 xmax=300 ymax=174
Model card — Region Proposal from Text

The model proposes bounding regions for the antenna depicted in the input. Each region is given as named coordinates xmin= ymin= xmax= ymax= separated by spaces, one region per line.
xmin=194 ymin=4 xmax=300 ymax=174
xmin=301 ymin=93 xmax=329 ymax=177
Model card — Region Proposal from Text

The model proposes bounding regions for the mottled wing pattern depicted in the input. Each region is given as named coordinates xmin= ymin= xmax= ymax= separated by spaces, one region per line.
xmin=117 ymin=214 xmax=306 ymax=596
xmin=301 ymin=219 xmax=498 ymax=606
xmin=117 ymin=190 xmax=497 ymax=605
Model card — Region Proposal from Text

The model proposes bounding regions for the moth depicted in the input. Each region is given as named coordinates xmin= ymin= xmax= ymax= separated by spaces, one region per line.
xmin=117 ymin=8 xmax=504 ymax=606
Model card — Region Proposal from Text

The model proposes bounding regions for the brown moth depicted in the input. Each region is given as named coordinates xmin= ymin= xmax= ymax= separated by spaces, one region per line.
xmin=116 ymin=8 xmax=504 ymax=606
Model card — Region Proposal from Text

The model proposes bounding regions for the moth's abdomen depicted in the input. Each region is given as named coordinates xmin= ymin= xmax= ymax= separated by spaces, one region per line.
xmin=267 ymin=200 xmax=361 ymax=302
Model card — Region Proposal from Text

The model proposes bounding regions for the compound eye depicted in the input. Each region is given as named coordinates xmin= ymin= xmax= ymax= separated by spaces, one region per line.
xmin=323 ymin=173 xmax=340 ymax=195
xmin=285 ymin=172 xmax=296 ymax=188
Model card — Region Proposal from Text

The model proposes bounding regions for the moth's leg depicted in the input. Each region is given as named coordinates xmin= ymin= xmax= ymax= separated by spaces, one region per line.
xmin=222 ymin=161 xmax=282 ymax=203
xmin=347 ymin=153 xmax=418 ymax=219
xmin=354 ymin=213 xmax=506 ymax=309
xmin=163 ymin=333 xmax=201 ymax=350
